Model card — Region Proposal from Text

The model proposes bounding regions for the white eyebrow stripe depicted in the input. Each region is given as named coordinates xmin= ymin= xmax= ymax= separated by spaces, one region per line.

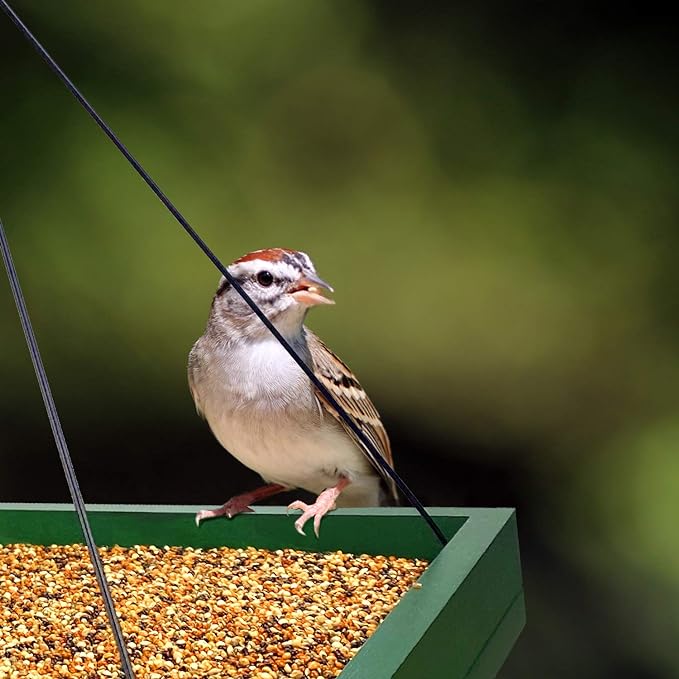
xmin=229 ymin=260 xmax=301 ymax=281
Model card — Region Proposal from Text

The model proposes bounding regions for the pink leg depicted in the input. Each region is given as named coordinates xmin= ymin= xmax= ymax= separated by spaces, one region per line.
xmin=195 ymin=483 xmax=287 ymax=526
xmin=287 ymin=477 xmax=350 ymax=537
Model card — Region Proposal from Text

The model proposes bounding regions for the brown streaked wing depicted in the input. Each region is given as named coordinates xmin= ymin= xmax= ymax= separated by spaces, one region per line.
xmin=306 ymin=330 xmax=398 ymax=502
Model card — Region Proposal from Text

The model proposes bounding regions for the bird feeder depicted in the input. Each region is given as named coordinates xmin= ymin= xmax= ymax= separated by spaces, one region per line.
xmin=0 ymin=504 xmax=524 ymax=677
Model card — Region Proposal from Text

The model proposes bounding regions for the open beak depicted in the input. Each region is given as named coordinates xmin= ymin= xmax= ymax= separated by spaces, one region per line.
xmin=288 ymin=273 xmax=334 ymax=306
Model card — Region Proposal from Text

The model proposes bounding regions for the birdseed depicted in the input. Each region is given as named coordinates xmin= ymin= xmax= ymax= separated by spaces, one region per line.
xmin=0 ymin=544 xmax=427 ymax=678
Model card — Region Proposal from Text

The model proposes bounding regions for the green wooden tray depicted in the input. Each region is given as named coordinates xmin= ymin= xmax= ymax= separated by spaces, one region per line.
xmin=0 ymin=504 xmax=524 ymax=678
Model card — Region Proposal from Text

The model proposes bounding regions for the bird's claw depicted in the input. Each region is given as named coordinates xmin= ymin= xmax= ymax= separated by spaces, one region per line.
xmin=287 ymin=500 xmax=314 ymax=536
xmin=286 ymin=493 xmax=336 ymax=538
xmin=194 ymin=503 xmax=254 ymax=527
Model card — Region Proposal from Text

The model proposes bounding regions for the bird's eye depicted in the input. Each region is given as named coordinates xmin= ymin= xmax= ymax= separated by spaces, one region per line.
xmin=256 ymin=270 xmax=274 ymax=287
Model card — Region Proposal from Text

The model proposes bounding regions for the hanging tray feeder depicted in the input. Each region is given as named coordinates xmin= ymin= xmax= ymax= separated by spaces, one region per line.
xmin=0 ymin=504 xmax=524 ymax=678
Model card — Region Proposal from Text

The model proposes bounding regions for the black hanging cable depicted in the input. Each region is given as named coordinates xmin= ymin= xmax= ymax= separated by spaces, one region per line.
xmin=0 ymin=221 xmax=136 ymax=679
xmin=0 ymin=0 xmax=447 ymax=547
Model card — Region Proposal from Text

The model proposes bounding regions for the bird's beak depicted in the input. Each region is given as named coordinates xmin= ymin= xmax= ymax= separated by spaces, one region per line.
xmin=288 ymin=273 xmax=335 ymax=306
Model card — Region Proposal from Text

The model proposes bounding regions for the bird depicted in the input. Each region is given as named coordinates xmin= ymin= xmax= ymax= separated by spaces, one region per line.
xmin=188 ymin=247 xmax=398 ymax=536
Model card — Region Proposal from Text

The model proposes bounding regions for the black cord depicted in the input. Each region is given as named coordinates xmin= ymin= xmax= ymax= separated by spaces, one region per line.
xmin=0 ymin=221 xmax=136 ymax=679
xmin=0 ymin=0 xmax=447 ymax=547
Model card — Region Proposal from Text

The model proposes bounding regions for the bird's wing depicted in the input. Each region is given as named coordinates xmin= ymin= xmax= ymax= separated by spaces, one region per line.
xmin=306 ymin=329 xmax=398 ymax=503
xmin=187 ymin=345 xmax=206 ymax=420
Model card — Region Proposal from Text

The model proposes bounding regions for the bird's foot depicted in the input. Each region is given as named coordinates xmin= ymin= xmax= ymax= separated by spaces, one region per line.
xmin=195 ymin=483 xmax=287 ymax=527
xmin=287 ymin=478 xmax=350 ymax=537
xmin=195 ymin=498 xmax=254 ymax=526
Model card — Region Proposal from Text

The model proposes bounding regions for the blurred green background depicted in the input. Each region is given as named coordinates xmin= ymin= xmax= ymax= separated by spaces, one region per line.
xmin=1 ymin=1 xmax=678 ymax=676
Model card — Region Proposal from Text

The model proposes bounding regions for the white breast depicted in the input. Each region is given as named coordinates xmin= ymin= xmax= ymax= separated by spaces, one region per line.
xmin=190 ymin=335 xmax=378 ymax=504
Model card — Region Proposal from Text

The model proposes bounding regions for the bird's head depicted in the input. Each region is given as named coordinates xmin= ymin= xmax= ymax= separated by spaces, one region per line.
xmin=210 ymin=248 xmax=334 ymax=337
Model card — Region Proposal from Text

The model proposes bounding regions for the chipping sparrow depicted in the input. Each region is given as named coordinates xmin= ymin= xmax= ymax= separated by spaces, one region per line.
xmin=188 ymin=248 xmax=397 ymax=536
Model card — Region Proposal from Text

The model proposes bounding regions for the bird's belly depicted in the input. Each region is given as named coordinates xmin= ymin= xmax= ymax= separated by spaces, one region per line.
xmin=207 ymin=407 xmax=373 ymax=497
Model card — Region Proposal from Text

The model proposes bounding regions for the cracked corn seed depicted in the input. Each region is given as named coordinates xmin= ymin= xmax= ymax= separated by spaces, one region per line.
xmin=0 ymin=544 xmax=427 ymax=678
